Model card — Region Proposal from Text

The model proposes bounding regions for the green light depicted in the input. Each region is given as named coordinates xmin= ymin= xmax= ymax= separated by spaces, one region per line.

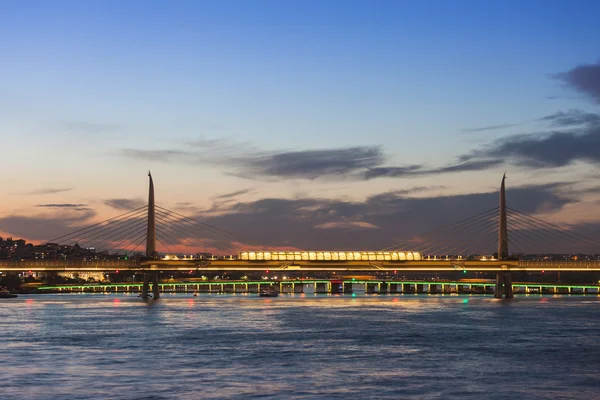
xmin=462 ymin=299 xmax=469 ymax=304
xmin=463 ymin=270 xmax=467 ymax=273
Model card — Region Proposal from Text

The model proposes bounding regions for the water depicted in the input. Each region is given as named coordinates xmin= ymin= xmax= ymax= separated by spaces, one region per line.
xmin=1 ymin=294 xmax=599 ymax=399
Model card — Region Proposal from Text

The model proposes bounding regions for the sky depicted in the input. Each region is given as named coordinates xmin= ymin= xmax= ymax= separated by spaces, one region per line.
xmin=1 ymin=0 xmax=600 ymax=254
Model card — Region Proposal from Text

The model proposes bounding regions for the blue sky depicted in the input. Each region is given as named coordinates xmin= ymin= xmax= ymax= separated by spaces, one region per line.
xmin=1 ymin=0 xmax=600 ymax=252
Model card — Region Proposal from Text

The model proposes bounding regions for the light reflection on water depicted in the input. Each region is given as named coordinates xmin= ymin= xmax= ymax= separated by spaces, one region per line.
xmin=1 ymin=293 xmax=599 ymax=399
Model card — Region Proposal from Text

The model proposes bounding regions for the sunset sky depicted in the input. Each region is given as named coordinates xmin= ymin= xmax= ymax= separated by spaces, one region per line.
xmin=2 ymin=0 xmax=600 ymax=254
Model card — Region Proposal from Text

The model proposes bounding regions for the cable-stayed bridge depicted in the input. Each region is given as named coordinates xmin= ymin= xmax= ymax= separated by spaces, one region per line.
xmin=2 ymin=173 xmax=600 ymax=299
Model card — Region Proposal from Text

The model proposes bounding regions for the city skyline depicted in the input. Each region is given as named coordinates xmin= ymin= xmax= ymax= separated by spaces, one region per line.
xmin=2 ymin=1 xmax=600 ymax=252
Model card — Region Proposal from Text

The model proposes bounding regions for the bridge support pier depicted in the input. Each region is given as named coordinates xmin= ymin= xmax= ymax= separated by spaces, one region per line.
xmin=142 ymin=273 xmax=150 ymax=299
xmin=141 ymin=271 xmax=160 ymax=299
xmin=494 ymin=271 xmax=514 ymax=299
xmin=152 ymin=272 xmax=160 ymax=299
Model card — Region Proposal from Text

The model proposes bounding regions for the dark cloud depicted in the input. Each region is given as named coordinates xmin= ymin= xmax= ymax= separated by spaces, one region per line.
xmin=0 ymin=210 xmax=96 ymax=241
xmin=121 ymin=137 xmax=505 ymax=181
xmin=23 ymin=188 xmax=73 ymax=195
xmin=213 ymin=189 xmax=254 ymax=199
xmin=187 ymin=183 xmax=575 ymax=252
xmin=461 ymin=123 xmax=520 ymax=133
xmin=364 ymin=159 xmax=503 ymax=179
xmin=390 ymin=186 xmax=447 ymax=196
xmin=231 ymin=147 xmax=383 ymax=180
xmin=470 ymin=124 xmax=600 ymax=168
xmin=121 ymin=149 xmax=192 ymax=162
xmin=36 ymin=204 xmax=86 ymax=208
xmin=104 ymin=198 xmax=145 ymax=210
xmin=539 ymin=109 xmax=600 ymax=127
xmin=36 ymin=204 xmax=92 ymax=211
xmin=556 ymin=60 xmax=600 ymax=103
xmin=3 ymin=183 xmax=589 ymax=253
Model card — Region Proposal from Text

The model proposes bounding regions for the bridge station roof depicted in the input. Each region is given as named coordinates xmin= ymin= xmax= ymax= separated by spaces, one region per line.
xmin=239 ymin=251 xmax=422 ymax=262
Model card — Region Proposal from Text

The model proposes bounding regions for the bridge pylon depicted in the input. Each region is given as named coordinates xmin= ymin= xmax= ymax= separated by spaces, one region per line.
xmin=494 ymin=174 xmax=513 ymax=299
xmin=142 ymin=172 xmax=160 ymax=300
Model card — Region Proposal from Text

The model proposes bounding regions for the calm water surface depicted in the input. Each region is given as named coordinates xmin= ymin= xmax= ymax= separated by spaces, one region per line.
xmin=1 ymin=293 xmax=599 ymax=399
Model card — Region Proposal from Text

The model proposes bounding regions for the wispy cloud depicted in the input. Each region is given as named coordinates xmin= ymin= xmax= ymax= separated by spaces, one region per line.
xmin=104 ymin=198 xmax=145 ymax=210
xmin=23 ymin=188 xmax=73 ymax=195
xmin=315 ymin=221 xmax=379 ymax=229
xmin=539 ymin=109 xmax=600 ymax=128
xmin=213 ymin=189 xmax=254 ymax=199
xmin=120 ymin=141 xmax=504 ymax=182
xmin=461 ymin=123 xmax=520 ymax=133
xmin=36 ymin=203 xmax=90 ymax=211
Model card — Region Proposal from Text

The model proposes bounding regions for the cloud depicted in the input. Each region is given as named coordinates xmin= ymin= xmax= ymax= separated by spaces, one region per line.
xmin=183 ymin=183 xmax=575 ymax=251
xmin=539 ymin=109 xmax=600 ymax=128
xmin=36 ymin=204 xmax=86 ymax=208
xmin=556 ymin=60 xmax=600 ymax=103
xmin=212 ymin=189 xmax=254 ymax=199
xmin=104 ymin=198 xmax=146 ymax=210
xmin=364 ymin=159 xmax=503 ymax=179
xmin=389 ymin=186 xmax=447 ymax=196
xmin=469 ymin=124 xmax=600 ymax=168
xmin=2 ymin=183 xmax=588 ymax=252
xmin=23 ymin=188 xmax=73 ymax=195
xmin=230 ymin=147 xmax=384 ymax=180
xmin=121 ymin=149 xmax=193 ymax=162
xmin=461 ymin=123 xmax=520 ymax=133
xmin=36 ymin=204 xmax=92 ymax=211
xmin=0 ymin=210 xmax=96 ymax=242
xmin=315 ymin=221 xmax=379 ymax=229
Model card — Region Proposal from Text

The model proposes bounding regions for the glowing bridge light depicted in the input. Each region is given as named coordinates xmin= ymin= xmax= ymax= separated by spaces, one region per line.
xmin=239 ymin=250 xmax=422 ymax=261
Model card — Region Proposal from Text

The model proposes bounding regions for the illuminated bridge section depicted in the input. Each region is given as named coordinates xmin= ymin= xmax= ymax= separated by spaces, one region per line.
xmin=240 ymin=251 xmax=423 ymax=262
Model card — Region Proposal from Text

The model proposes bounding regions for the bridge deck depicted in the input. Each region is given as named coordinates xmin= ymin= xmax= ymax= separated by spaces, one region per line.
xmin=2 ymin=259 xmax=600 ymax=272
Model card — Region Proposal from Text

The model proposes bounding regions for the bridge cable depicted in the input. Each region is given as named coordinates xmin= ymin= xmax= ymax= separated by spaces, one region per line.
xmin=155 ymin=236 xmax=173 ymax=254
xmin=127 ymin=230 xmax=150 ymax=253
xmin=421 ymin=225 xmax=498 ymax=258
xmin=154 ymin=211 xmax=238 ymax=253
xmin=508 ymin=207 xmax=600 ymax=245
xmin=49 ymin=210 xmax=147 ymax=249
xmin=82 ymin=216 xmax=147 ymax=251
xmin=507 ymin=216 xmax=569 ymax=246
xmin=384 ymin=207 xmax=499 ymax=252
xmin=382 ymin=206 xmax=499 ymax=252
xmin=155 ymin=205 xmax=239 ymax=239
xmin=45 ymin=206 xmax=148 ymax=244
xmin=74 ymin=214 xmax=147 ymax=250
xmin=506 ymin=224 xmax=549 ymax=251
xmin=102 ymin=224 xmax=148 ymax=254
xmin=154 ymin=209 xmax=239 ymax=253
xmin=155 ymin=205 xmax=288 ymax=253
xmin=507 ymin=212 xmax=588 ymax=248
xmin=154 ymin=214 xmax=219 ymax=251
xmin=408 ymin=212 xmax=498 ymax=255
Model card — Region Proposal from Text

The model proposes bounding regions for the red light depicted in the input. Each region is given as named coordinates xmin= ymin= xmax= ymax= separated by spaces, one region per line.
xmin=393 ymin=270 xmax=397 ymax=274
xmin=266 ymin=270 xmax=269 ymax=273
xmin=116 ymin=270 xmax=119 ymax=273
xmin=541 ymin=270 xmax=544 ymax=273
xmin=28 ymin=270 xmax=32 ymax=273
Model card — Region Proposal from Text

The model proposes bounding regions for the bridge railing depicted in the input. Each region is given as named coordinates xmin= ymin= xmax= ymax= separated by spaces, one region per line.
xmin=519 ymin=260 xmax=600 ymax=268
xmin=0 ymin=259 xmax=139 ymax=268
